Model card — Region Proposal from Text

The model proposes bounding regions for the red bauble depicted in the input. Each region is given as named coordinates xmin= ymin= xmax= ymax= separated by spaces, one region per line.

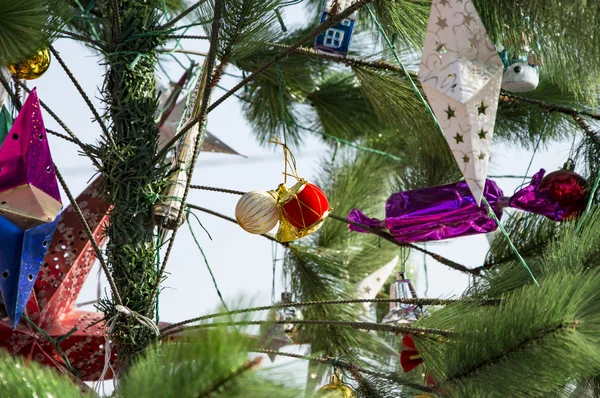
xmin=539 ymin=170 xmax=588 ymax=218
xmin=281 ymin=181 xmax=330 ymax=230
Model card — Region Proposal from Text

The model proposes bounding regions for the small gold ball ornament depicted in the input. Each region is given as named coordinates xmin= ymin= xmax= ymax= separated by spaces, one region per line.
xmin=315 ymin=373 xmax=355 ymax=398
xmin=7 ymin=48 xmax=51 ymax=80
xmin=235 ymin=190 xmax=280 ymax=234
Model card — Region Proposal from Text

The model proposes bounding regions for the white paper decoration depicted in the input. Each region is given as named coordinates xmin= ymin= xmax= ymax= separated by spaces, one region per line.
xmin=419 ymin=0 xmax=503 ymax=204
xmin=357 ymin=256 xmax=398 ymax=313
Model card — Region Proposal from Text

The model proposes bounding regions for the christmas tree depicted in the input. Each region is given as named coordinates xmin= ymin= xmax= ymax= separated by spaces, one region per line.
xmin=0 ymin=0 xmax=599 ymax=397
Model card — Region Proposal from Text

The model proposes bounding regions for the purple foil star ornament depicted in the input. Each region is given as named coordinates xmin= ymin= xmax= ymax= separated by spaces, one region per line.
xmin=0 ymin=88 xmax=61 ymax=328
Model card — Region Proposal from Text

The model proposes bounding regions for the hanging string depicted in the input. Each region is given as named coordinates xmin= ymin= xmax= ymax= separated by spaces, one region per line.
xmin=97 ymin=305 xmax=160 ymax=394
xmin=269 ymin=136 xmax=300 ymax=184
xmin=367 ymin=6 xmax=537 ymax=285
xmin=423 ymin=243 xmax=429 ymax=297
xmin=481 ymin=197 xmax=538 ymax=286
xmin=275 ymin=58 xmax=290 ymax=144
xmin=365 ymin=6 xmax=445 ymax=138
xmin=155 ymin=229 xmax=162 ymax=324
xmin=186 ymin=210 xmax=230 ymax=311
xmin=271 ymin=241 xmax=277 ymax=304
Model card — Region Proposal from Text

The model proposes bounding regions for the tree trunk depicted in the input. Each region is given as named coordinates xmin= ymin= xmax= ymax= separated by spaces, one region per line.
xmin=102 ymin=0 xmax=163 ymax=374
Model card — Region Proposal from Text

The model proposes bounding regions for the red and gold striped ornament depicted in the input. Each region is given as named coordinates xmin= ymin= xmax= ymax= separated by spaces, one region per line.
xmin=275 ymin=179 xmax=331 ymax=242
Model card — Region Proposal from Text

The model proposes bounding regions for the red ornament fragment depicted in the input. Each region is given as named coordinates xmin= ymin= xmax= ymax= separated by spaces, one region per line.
xmin=539 ymin=170 xmax=588 ymax=219
xmin=400 ymin=334 xmax=424 ymax=372
xmin=281 ymin=181 xmax=330 ymax=230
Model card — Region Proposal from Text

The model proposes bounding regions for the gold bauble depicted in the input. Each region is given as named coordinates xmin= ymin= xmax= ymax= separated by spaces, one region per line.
xmin=235 ymin=190 xmax=280 ymax=234
xmin=315 ymin=383 xmax=355 ymax=398
xmin=315 ymin=373 xmax=355 ymax=398
xmin=7 ymin=48 xmax=51 ymax=80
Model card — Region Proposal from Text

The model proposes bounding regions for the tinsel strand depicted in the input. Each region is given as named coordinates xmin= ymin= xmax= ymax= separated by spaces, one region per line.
xmin=146 ymin=0 xmax=223 ymax=315
xmin=159 ymin=0 xmax=210 ymax=31
xmin=160 ymin=319 xmax=453 ymax=339
xmin=54 ymin=166 xmax=123 ymax=305
xmin=160 ymin=297 xmax=497 ymax=333
xmin=49 ymin=46 xmax=114 ymax=145
xmin=15 ymin=82 xmax=101 ymax=170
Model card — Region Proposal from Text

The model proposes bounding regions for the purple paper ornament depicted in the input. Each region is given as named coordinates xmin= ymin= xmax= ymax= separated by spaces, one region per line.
xmin=348 ymin=179 xmax=504 ymax=243
xmin=0 ymin=88 xmax=61 ymax=230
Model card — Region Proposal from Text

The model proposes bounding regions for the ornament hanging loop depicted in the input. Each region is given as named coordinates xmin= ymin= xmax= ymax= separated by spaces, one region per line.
xmin=562 ymin=158 xmax=575 ymax=172
xmin=269 ymin=137 xmax=299 ymax=184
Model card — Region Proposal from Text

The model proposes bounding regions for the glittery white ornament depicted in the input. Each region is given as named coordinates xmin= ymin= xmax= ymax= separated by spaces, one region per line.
xmin=501 ymin=62 xmax=539 ymax=92
xmin=419 ymin=0 xmax=503 ymax=204
xmin=235 ymin=190 xmax=279 ymax=234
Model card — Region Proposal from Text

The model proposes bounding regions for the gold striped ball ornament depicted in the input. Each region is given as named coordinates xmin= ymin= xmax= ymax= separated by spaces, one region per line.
xmin=235 ymin=190 xmax=280 ymax=234
xmin=7 ymin=48 xmax=51 ymax=80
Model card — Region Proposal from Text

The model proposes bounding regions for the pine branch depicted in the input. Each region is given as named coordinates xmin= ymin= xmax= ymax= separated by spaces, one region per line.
xmin=165 ymin=34 xmax=210 ymax=40
xmin=56 ymin=29 xmax=106 ymax=49
xmin=160 ymin=0 xmax=210 ymax=31
xmin=443 ymin=321 xmax=579 ymax=386
xmin=268 ymin=43 xmax=407 ymax=75
xmin=329 ymin=214 xmax=478 ymax=275
xmin=501 ymin=93 xmax=600 ymax=121
xmin=197 ymin=357 xmax=263 ymax=397
xmin=206 ymin=0 xmax=374 ymax=112
xmin=252 ymin=349 xmax=436 ymax=395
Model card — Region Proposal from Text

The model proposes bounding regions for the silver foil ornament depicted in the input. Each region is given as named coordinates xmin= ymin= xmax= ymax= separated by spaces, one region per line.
xmin=258 ymin=292 xmax=302 ymax=362
xmin=273 ymin=292 xmax=303 ymax=335
xmin=382 ymin=273 xmax=421 ymax=325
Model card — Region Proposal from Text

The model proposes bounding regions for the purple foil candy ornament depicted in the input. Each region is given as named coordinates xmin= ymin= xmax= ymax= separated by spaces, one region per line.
xmin=0 ymin=88 xmax=61 ymax=230
xmin=348 ymin=179 xmax=504 ymax=243
xmin=509 ymin=168 xmax=586 ymax=221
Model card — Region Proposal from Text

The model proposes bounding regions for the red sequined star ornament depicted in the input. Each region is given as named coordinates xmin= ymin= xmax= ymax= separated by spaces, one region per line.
xmin=0 ymin=177 xmax=115 ymax=381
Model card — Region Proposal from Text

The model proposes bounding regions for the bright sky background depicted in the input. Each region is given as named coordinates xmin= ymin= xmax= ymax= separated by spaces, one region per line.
xmin=17 ymin=3 xmax=573 ymax=392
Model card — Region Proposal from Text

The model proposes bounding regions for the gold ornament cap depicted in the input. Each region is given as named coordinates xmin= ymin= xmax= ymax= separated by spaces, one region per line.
xmin=7 ymin=48 xmax=51 ymax=80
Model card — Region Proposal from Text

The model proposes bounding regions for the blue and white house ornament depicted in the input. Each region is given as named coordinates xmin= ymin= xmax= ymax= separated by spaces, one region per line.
xmin=499 ymin=46 xmax=540 ymax=93
xmin=314 ymin=0 xmax=357 ymax=57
